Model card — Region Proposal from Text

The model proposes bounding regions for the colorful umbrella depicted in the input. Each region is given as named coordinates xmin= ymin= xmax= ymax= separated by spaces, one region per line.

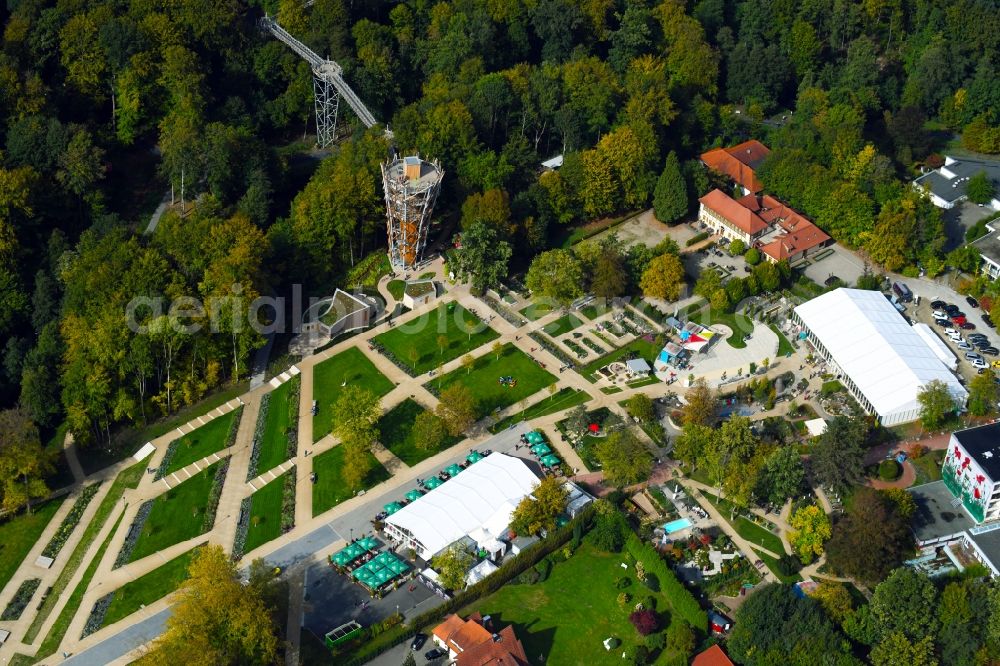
xmin=423 ymin=476 xmax=443 ymax=490
xmin=526 ymin=431 xmax=545 ymax=444
xmin=358 ymin=536 xmax=379 ymax=551
xmin=406 ymin=489 xmax=423 ymax=501
xmin=541 ymin=454 xmax=561 ymax=467
xmin=384 ymin=502 xmax=403 ymax=515
xmin=531 ymin=443 xmax=552 ymax=455
xmin=466 ymin=451 xmax=484 ymax=464
xmin=444 ymin=464 xmax=463 ymax=477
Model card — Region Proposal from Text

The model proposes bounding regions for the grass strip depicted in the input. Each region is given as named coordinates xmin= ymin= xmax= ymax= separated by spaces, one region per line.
xmin=32 ymin=511 xmax=127 ymax=664
xmin=0 ymin=500 xmax=64 ymax=594
xmin=23 ymin=461 xmax=145 ymax=643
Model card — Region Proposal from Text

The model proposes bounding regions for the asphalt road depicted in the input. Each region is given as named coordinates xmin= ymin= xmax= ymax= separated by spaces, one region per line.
xmin=59 ymin=608 xmax=171 ymax=666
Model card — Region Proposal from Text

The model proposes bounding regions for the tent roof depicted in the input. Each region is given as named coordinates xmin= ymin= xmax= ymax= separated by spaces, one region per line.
xmin=794 ymin=288 xmax=967 ymax=418
xmin=465 ymin=559 xmax=499 ymax=586
xmin=385 ymin=453 xmax=540 ymax=558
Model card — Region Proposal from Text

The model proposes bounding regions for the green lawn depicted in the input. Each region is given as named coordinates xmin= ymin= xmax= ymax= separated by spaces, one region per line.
xmin=578 ymin=337 xmax=662 ymax=380
xmin=913 ymin=449 xmax=946 ymax=486
xmin=387 ymin=279 xmax=405 ymax=300
xmin=770 ymin=324 xmax=795 ymax=357
xmin=23 ymin=461 xmax=145 ymax=643
xmin=489 ymin=388 xmax=591 ymax=433
xmin=245 ymin=475 xmax=288 ymax=553
xmin=542 ymin=314 xmax=584 ymax=337
xmin=312 ymin=445 xmax=390 ymax=516
xmin=466 ymin=542 xmax=686 ymax=665
xmin=257 ymin=380 xmax=295 ymax=476
xmin=519 ymin=302 xmax=555 ymax=321
xmin=163 ymin=409 xmax=239 ymax=475
xmin=373 ymin=301 xmax=499 ymax=375
xmin=313 ymin=347 xmax=395 ymax=442
xmin=579 ymin=303 xmax=603 ymax=320
xmin=702 ymin=493 xmax=786 ymax=556
xmin=103 ymin=548 xmax=198 ymax=628
xmin=379 ymin=399 xmax=461 ymax=466
xmin=433 ymin=344 xmax=557 ymax=418
xmin=0 ymin=499 xmax=64 ymax=593
xmin=752 ymin=547 xmax=802 ymax=585
xmin=27 ymin=512 xmax=126 ymax=665
xmin=128 ymin=462 xmax=220 ymax=563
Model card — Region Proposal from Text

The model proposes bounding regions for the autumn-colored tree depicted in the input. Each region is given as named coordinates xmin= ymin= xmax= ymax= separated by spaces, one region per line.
xmin=137 ymin=545 xmax=278 ymax=666
xmin=788 ymin=504 xmax=832 ymax=564
xmin=639 ymin=253 xmax=685 ymax=301
xmin=435 ymin=384 xmax=478 ymax=436
xmin=431 ymin=545 xmax=473 ymax=591
xmin=596 ymin=428 xmax=653 ymax=487
xmin=681 ymin=378 xmax=717 ymax=426
xmin=462 ymin=354 xmax=475 ymax=374
xmin=331 ymin=385 xmax=381 ymax=449
xmin=509 ymin=476 xmax=569 ymax=536
xmin=341 ymin=439 xmax=372 ymax=492
xmin=525 ymin=249 xmax=584 ymax=306
xmin=460 ymin=188 xmax=513 ymax=236
xmin=810 ymin=581 xmax=854 ymax=625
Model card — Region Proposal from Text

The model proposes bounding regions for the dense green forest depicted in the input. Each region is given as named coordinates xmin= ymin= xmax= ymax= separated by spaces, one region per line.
xmin=1 ymin=0 xmax=999 ymax=473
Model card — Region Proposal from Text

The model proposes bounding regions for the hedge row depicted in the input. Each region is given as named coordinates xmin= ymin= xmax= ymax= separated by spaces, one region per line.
xmin=339 ymin=504 xmax=596 ymax=665
xmin=113 ymin=500 xmax=154 ymax=569
xmin=81 ymin=592 xmax=113 ymax=638
xmin=285 ymin=376 xmax=301 ymax=460
xmin=202 ymin=458 xmax=230 ymax=533
xmin=1 ymin=578 xmax=41 ymax=621
xmin=42 ymin=482 xmax=102 ymax=559
xmin=685 ymin=232 xmax=710 ymax=247
xmin=480 ymin=294 xmax=526 ymax=328
xmin=231 ymin=496 xmax=253 ymax=560
xmin=154 ymin=439 xmax=181 ymax=481
xmin=245 ymin=391 xmax=272 ymax=481
xmin=280 ymin=468 xmax=296 ymax=533
xmin=624 ymin=534 xmax=706 ymax=632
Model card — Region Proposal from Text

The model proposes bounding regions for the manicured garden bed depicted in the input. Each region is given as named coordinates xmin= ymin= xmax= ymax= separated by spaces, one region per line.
xmin=577 ymin=337 xmax=662 ymax=381
xmin=312 ymin=445 xmax=390 ymax=516
xmin=42 ymin=482 xmax=101 ymax=560
xmin=431 ymin=344 xmax=556 ymax=418
xmin=313 ymin=347 xmax=395 ymax=441
xmin=770 ymin=324 xmax=795 ymax=356
xmin=0 ymin=499 xmax=64 ymax=592
xmin=124 ymin=461 xmax=225 ymax=564
xmin=373 ymin=301 xmax=499 ymax=375
xmin=379 ymin=399 xmax=461 ymax=466
xmin=158 ymin=407 xmax=241 ymax=476
xmin=243 ymin=474 xmax=287 ymax=554
xmin=519 ymin=302 xmax=555 ymax=321
xmin=251 ymin=376 xmax=300 ymax=478
xmin=702 ymin=493 xmax=786 ymax=556
xmin=100 ymin=548 xmax=198 ymax=629
xmin=542 ymin=313 xmax=584 ymax=337
xmin=489 ymin=388 xmax=591 ymax=433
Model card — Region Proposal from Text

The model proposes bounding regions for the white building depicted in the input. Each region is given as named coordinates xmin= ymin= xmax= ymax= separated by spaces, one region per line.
xmin=792 ymin=288 xmax=967 ymax=426
xmin=942 ymin=423 xmax=1000 ymax=524
xmin=913 ymin=156 xmax=1000 ymax=211
xmin=971 ymin=221 xmax=1000 ymax=281
xmin=383 ymin=453 xmax=540 ymax=560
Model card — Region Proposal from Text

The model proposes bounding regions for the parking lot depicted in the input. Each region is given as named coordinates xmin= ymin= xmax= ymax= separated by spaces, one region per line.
xmin=905 ymin=291 xmax=999 ymax=381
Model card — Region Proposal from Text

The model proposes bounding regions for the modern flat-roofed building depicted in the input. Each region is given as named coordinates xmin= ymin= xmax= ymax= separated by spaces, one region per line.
xmin=971 ymin=221 xmax=1000 ymax=281
xmin=913 ymin=155 xmax=1000 ymax=211
xmin=792 ymin=288 xmax=967 ymax=426
xmin=942 ymin=423 xmax=1000 ymax=523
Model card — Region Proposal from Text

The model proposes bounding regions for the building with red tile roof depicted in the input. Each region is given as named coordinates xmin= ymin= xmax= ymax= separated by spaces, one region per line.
xmin=700 ymin=140 xmax=771 ymax=194
xmin=698 ymin=189 xmax=831 ymax=263
xmin=432 ymin=613 xmax=529 ymax=666
xmin=692 ymin=644 xmax=735 ymax=666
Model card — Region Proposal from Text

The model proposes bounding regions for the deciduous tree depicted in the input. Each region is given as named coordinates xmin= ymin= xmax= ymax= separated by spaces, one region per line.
xmin=596 ymin=428 xmax=653 ymax=487
xmin=680 ymin=378 xmax=717 ymax=426
xmin=412 ymin=411 xmax=447 ymax=451
xmin=431 ymin=545 xmax=474 ymax=591
xmin=510 ymin=476 xmax=569 ymax=536
xmin=810 ymin=415 xmax=867 ymax=493
xmin=968 ymin=369 xmax=999 ymax=416
xmin=917 ymin=379 xmax=958 ymax=429
xmin=435 ymin=384 xmax=477 ymax=436
xmin=137 ymin=545 xmax=278 ymax=665
xmin=0 ymin=409 xmax=52 ymax=514
xmin=525 ymin=249 xmax=583 ymax=305
xmin=788 ymin=505 xmax=831 ymax=564
xmin=639 ymin=253 xmax=685 ymax=301
xmin=825 ymin=488 xmax=911 ymax=585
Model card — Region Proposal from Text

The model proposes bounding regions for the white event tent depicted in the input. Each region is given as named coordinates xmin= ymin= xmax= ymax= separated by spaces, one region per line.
xmin=793 ymin=288 xmax=967 ymax=426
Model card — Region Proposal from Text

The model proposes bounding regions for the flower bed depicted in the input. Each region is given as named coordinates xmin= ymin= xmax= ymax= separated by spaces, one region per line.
xmin=1 ymin=578 xmax=41 ymax=620
xmin=154 ymin=439 xmax=180 ymax=481
xmin=563 ymin=339 xmax=589 ymax=358
xmin=245 ymin=391 xmax=272 ymax=481
xmin=231 ymin=496 xmax=253 ymax=560
xmin=581 ymin=337 xmax=606 ymax=354
xmin=42 ymin=482 xmax=101 ymax=560
xmin=202 ymin=457 xmax=230 ymax=533
xmin=481 ymin=294 xmax=527 ymax=327
xmin=285 ymin=376 xmax=301 ymax=460
xmin=113 ymin=500 xmax=154 ymax=569
xmin=281 ymin=469 xmax=296 ymax=533
xmin=528 ymin=332 xmax=577 ymax=368
xmin=81 ymin=592 xmax=114 ymax=638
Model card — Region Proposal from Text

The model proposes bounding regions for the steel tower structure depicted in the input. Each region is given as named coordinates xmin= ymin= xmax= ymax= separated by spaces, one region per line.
xmin=261 ymin=16 xmax=380 ymax=147
xmin=381 ymin=156 xmax=444 ymax=269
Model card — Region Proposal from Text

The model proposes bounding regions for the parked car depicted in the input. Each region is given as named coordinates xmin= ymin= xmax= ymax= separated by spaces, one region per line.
xmin=992 ymin=360 xmax=1000 ymax=369
xmin=965 ymin=352 xmax=982 ymax=361
xmin=958 ymin=341 xmax=972 ymax=350
xmin=935 ymin=318 xmax=950 ymax=326
xmin=893 ymin=281 xmax=913 ymax=302
xmin=945 ymin=327 xmax=959 ymax=336
xmin=425 ymin=648 xmax=445 ymax=661
xmin=983 ymin=347 xmax=999 ymax=356
xmin=961 ymin=322 xmax=977 ymax=330
xmin=973 ymin=358 xmax=989 ymax=369
xmin=967 ymin=296 xmax=980 ymax=308
xmin=970 ymin=333 xmax=988 ymax=341
xmin=932 ymin=309 xmax=948 ymax=319
xmin=410 ymin=633 xmax=427 ymax=651
xmin=930 ymin=300 xmax=946 ymax=309
xmin=952 ymin=316 xmax=968 ymax=325
xmin=985 ymin=315 xmax=995 ymax=328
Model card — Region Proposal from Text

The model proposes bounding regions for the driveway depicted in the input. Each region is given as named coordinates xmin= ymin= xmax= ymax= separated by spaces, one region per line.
xmin=799 ymin=247 xmax=867 ymax=287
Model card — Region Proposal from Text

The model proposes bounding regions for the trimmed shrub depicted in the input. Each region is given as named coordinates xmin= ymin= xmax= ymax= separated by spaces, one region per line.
xmin=624 ymin=535 xmax=706 ymax=632
xmin=201 ymin=457 xmax=231 ymax=532
xmin=42 ymin=483 xmax=101 ymax=559
xmin=231 ymin=496 xmax=253 ymax=560
xmin=878 ymin=459 xmax=901 ymax=481
xmin=114 ymin=500 xmax=154 ymax=569
xmin=245 ymin=391 xmax=272 ymax=481
xmin=686 ymin=232 xmax=710 ymax=247
xmin=535 ymin=557 xmax=552 ymax=582
xmin=2 ymin=578 xmax=41 ymax=620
